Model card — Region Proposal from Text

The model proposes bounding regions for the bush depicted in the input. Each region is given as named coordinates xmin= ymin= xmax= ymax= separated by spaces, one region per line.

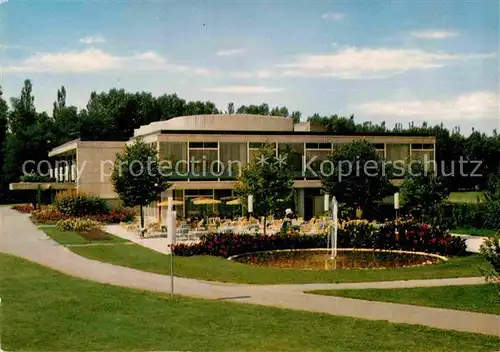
xmin=173 ymin=233 xmax=327 ymax=258
xmin=484 ymin=201 xmax=500 ymax=230
xmin=11 ymin=203 xmax=34 ymax=213
xmin=172 ymin=220 xmax=466 ymax=258
xmin=20 ymin=172 xmax=54 ymax=182
xmin=480 ymin=236 xmax=500 ymax=299
xmin=450 ymin=203 xmax=487 ymax=229
xmin=56 ymin=218 xmax=102 ymax=232
xmin=379 ymin=220 xmax=466 ymax=256
xmin=480 ymin=236 xmax=500 ymax=273
xmin=55 ymin=190 xmax=109 ymax=217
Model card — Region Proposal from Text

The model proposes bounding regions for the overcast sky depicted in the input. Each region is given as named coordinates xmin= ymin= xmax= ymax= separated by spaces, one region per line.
xmin=1 ymin=0 xmax=498 ymax=134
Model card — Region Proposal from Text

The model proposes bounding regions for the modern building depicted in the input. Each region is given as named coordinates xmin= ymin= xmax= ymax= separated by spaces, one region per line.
xmin=11 ymin=114 xmax=436 ymax=220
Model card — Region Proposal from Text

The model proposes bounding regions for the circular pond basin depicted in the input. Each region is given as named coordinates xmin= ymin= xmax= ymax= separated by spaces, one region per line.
xmin=229 ymin=249 xmax=446 ymax=270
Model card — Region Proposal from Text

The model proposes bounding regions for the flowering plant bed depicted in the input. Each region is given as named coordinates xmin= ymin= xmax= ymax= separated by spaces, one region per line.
xmin=11 ymin=204 xmax=34 ymax=213
xmin=172 ymin=219 xmax=466 ymax=257
xmin=31 ymin=205 xmax=135 ymax=224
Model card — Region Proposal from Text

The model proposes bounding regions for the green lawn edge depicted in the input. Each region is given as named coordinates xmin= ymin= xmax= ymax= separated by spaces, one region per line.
xmin=307 ymin=284 xmax=500 ymax=315
xmin=40 ymin=225 xmax=129 ymax=245
xmin=451 ymin=228 xmax=499 ymax=237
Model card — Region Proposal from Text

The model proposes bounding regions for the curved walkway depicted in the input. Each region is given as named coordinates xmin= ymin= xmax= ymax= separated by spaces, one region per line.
xmin=1 ymin=207 xmax=499 ymax=337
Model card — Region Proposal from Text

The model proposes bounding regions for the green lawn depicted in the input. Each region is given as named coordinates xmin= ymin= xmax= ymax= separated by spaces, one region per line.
xmin=66 ymin=239 xmax=490 ymax=284
xmin=41 ymin=226 xmax=129 ymax=245
xmin=309 ymin=284 xmax=500 ymax=315
xmin=447 ymin=192 xmax=483 ymax=204
xmin=451 ymin=228 xmax=498 ymax=237
xmin=1 ymin=253 xmax=499 ymax=351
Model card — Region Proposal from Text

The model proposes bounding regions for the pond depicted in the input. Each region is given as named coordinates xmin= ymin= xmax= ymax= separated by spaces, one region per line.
xmin=230 ymin=249 xmax=444 ymax=270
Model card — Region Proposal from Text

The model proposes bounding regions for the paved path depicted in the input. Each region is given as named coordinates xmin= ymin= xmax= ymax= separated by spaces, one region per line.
xmin=105 ymin=225 xmax=200 ymax=254
xmin=1 ymin=207 xmax=499 ymax=337
xmin=452 ymin=233 xmax=487 ymax=253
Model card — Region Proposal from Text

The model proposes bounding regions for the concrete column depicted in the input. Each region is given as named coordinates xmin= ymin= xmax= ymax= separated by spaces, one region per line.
xmin=64 ymin=165 xmax=69 ymax=182
xmin=71 ymin=163 xmax=76 ymax=182
xmin=297 ymin=188 xmax=305 ymax=217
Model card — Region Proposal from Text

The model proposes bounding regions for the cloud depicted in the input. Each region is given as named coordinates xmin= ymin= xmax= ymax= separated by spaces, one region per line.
xmin=229 ymin=70 xmax=275 ymax=79
xmin=203 ymin=86 xmax=283 ymax=93
xmin=4 ymin=48 xmax=214 ymax=75
xmin=216 ymin=48 xmax=245 ymax=56
xmin=410 ymin=30 xmax=458 ymax=39
xmin=79 ymin=35 xmax=106 ymax=44
xmin=356 ymin=92 xmax=499 ymax=120
xmin=277 ymin=47 xmax=495 ymax=79
xmin=321 ymin=12 xmax=345 ymax=20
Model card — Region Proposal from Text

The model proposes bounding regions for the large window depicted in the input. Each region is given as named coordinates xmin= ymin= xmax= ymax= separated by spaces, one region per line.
xmin=188 ymin=142 xmax=219 ymax=175
xmin=220 ymin=143 xmax=247 ymax=177
xmin=386 ymin=144 xmax=410 ymax=165
xmin=248 ymin=142 xmax=276 ymax=163
xmin=278 ymin=143 xmax=304 ymax=174
xmin=304 ymin=143 xmax=332 ymax=176
xmin=373 ymin=143 xmax=385 ymax=159
xmin=411 ymin=143 xmax=435 ymax=170
xmin=159 ymin=142 xmax=188 ymax=174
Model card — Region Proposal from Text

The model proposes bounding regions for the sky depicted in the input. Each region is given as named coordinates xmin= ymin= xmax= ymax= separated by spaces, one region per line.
xmin=0 ymin=0 xmax=498 ymax=134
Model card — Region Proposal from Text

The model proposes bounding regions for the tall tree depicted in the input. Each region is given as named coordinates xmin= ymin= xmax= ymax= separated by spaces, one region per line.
xmin=0 ymin=88 xmax=9 ymax=197
xmin=9 ymin=79 xmax=36 ymax=134
xmin=400 ymin=162 xmax=447 ymax=221
xmin=3 ymin=80 xmax=56 ymax=184
xmin=235 ymin=145 xmax=294 ymax=235
xmin=111 ymin=138 xmax=171 ymax=230
xmin=52 ymin=86 xmax=80 ymax=144
xmin=321 ymin=140 xmax=395 ymax=217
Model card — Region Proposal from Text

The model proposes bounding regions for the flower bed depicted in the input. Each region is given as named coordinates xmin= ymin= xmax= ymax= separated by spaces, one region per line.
xmin=172 ymin=219 xmax=466 ymax=258
xmin=11 ymin=204 xmax=35 ymax=213
xmin=31 ymin=205 xmax=135 ymax=224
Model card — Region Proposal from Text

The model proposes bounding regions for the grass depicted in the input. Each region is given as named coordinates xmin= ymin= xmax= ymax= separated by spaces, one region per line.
xmin=309 ymin=284 xmax=500 ymax=315
xmin=65 ymin=239 xmax=490 ymax=284
xmin=447 ymin=191 xmax=483 ymax=204
xmin=1 ymin=253 xmax=499 ymax=351
xmin=41 ymin=225 xmax=129 ymax=245
xmin=451 ymin=228 xmax=498 ymax=237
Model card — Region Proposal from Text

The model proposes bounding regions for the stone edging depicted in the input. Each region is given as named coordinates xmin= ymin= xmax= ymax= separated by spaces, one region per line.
xmin=227 ymin=248 xmax=448 ymax=262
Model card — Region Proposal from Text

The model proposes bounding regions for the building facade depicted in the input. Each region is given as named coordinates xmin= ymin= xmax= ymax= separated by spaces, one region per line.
xmin=26 ymin=114 xmax=435 ymax=220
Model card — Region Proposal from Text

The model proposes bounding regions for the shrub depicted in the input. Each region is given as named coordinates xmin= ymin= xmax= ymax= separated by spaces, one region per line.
xmin=172 ymin=220 xmax=466 ymax=258
xmin=20 ymin=172 xmax=54 ymax=182
xmin=55 ymin=190 xmax=109 ymax=217
xmin=56 ymin=218 xmax=102 ymax=232
xmin=480 ymin=236 xmax=500 ymax=299
xmin=11 ymin=203 xmax=34 ymax=213
xmin=450 ymin=203 xmax=487 ymax=229
xmin=480 ymin=236 xmax=500 ymax=273
xmin=379 ymin=219 xmax=466 ymax=256
xmin=484 ymin=201 xmax=500 ymax=231
xmin=173 ymin=233 xmax=327 ymax=258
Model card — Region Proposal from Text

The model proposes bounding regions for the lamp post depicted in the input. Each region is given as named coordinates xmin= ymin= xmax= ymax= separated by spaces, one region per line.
xmin=247 ymin=194 xmax=253 ymax=219
xmin=167 ymin=196 xmax=176 ymax=299
xmin=394 ymin=192 xmax=400 ymax=239
xmin=324 ymin=193 xmax=329 ymax=213
xmin=331 ymin=196 xmax=338 ymax=261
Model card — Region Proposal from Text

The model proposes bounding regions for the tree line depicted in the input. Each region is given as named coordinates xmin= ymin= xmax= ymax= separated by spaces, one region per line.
xmin=1 ymin=79 xmax=499 ymax=201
